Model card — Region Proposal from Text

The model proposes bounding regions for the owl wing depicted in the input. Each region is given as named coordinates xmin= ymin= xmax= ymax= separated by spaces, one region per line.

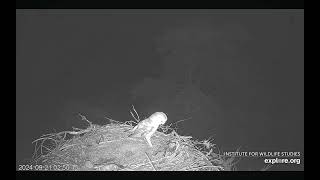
xmin=128 ymin=124 xmax=147 ymax=137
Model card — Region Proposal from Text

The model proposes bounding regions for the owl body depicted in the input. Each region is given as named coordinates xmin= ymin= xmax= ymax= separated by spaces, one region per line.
xmin=129 ymin=112 xmax=167 ymax=147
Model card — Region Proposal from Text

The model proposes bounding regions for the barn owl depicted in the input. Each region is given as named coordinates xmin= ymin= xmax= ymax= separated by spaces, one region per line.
xmin=129 ymin=112 xmax=168 ymax=147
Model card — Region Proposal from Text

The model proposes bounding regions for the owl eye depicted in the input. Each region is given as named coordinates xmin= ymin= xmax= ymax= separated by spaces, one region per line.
xmin=161 ymin=117 xmax=167 ymax=124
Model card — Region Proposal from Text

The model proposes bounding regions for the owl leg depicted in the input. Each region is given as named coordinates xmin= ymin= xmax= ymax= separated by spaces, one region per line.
xmin=145 ymin=134 xmax=153 ymax=147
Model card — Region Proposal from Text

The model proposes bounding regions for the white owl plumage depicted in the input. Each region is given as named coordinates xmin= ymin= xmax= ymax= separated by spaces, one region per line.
xmin=129 ymin=112 xmax=168 ymax=147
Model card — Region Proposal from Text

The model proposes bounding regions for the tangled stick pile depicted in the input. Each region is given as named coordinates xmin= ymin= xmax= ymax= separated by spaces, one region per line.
xmin=28 ymin=113 xmax=238 ymax=171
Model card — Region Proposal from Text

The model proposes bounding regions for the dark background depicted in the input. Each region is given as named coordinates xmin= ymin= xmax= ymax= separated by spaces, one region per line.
xmin=16 ymin=9 xmax=304 ymax=170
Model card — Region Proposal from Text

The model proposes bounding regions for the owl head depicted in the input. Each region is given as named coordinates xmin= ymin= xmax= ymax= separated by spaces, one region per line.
xmin=150 ymin=112 xmax=168 ymax=125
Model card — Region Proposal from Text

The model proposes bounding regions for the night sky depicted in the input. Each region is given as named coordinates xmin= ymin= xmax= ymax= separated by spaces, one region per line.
xmin=16 ymin=10 xmax=304 ymax=170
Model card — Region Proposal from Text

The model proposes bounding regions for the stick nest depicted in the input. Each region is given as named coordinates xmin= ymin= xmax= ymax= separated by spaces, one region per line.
xmin=27 ymin=114 xmax=238 ymax=171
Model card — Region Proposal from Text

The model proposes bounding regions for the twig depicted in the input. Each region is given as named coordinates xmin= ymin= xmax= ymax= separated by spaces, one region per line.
xmin=124 ymin=120 xmax=138 ymax=126
xmin=173 ymin=117 xmax=192 ymax=125
xmin=41 ymin=145 xmax=54 ymax=153
xmin=32 ymin=137 xmax=57 ymax=144
xmin=144 ymin=152 xmax=157 ymax=171
xmin=78 ymin=113 xmax=92 ymax=127
xmin=72 ymin=127 xmax=83 ymax=131
xmin=40 ymin=132 xmax=57 ymax=138
xmin=32 ymin=140 xmax=39 ymax=160
xmin=59 ymin=143 xmax=78 ymax=151
xmin=130 ymin=105 xmax=140 ymax=122
xmin=104 ymin=116 xmax=121 ymax=124
xmin=130 ymin=111 xmax=138 ymax=122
